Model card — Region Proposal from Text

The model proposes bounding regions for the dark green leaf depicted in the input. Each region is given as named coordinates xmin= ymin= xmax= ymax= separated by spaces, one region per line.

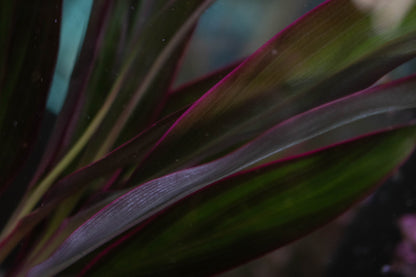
xmin=43 ymin=111 xmax=183 ymax=204
xmin=0 ymin=0 xmax=61 ymax=190
xmin=72 ymin=0 xmax=215 ymax=163
xmin=80 ymin=126 xmax=416 ymax=277
xmin=160 ymin=60 xmax=241 ymax=117
xmin=28 ymin=74 xmax=416 ymax=275
xmin=0 ymin=2 xmax=214 ymax=242
xmin=27 ymin=0 xmax=114 ymax=191
xmin=0 ymin=110 xmax=182 ymax=263
xmin=130 ymin=0 xmax=416 ymax=183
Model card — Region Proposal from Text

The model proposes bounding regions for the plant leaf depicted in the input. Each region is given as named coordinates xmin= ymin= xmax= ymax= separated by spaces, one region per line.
xmin=26 ymin=0 xmax=114 ymax=191
xmin=0 ymin=110 xmax=182 ymax=262
xmin=0 ymin=204 xmax=54 ymax=263
xmin=130 ymin=0 xmax=416 ymax=183
xmin=77 ymin=126 xmax=416 ymax=277
xmin=28 ymin=74 xmax=416 ymax=276
xmin=6 ymin=73 xmax=416 ymax=262
xmin=12 ymin=2 xmax=215 ymax=211
xmin=43 ymin=111 xmax=183 ymax=204
xmin=160 ymin=60 xmax=241 ymax=117
xmin=12 ymin=191 xmax=122 ymax=276
xmin=0 ymin=1 xmax=115 ymax=254
xmin=73 ymin=0 xmax=215 ymax=162
xmin=0 ymin=0 xmax=61 ymax=191
xmin=0 ymin=111 xmax=194 ymax=266
xmin=0 ymin=2 xmax=215 ymax=240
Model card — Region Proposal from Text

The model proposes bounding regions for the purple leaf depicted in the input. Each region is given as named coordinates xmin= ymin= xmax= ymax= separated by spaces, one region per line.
xmin=28 ymin=74 xmax=416 ymax=276
xmin=129 ymin=0 xmax=416 ymax=183
xmin=79 ymin=127 xmax=416 ymax=276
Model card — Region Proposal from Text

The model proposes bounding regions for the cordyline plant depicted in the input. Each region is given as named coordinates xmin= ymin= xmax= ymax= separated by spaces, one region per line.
xmin=1 ymin=0 xmax=416 ymax=276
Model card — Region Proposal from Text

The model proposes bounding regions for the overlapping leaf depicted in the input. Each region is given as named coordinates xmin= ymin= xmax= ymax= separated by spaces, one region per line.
xmin=28 ymin=74 xmax=416 ymax=275
xmin=130 ymin=0 xmax=416 ymax=183
xmin=0 ymin=109 xmax=183 ymax=265
xmin=0 ymin=0 xmax=216 ymax=248
xmin=3 ymin=74 xmax=415 ymax=266
xmin=27 ymin=0 xmax=113 ymax=191
xmin=0 ymin=0 xmax=115 ymax=250
xmin=77 ymin=126 xmax=416 ymax=277
xmin=160 ymin=60 xmax=241 ymax=117
xmin=74 ymin=0 xmax=215 ymax=162
xmin=3 ymin=1 xmax=416 ymax=276
xmin=0 ymin=0 xmax=61 ymax=191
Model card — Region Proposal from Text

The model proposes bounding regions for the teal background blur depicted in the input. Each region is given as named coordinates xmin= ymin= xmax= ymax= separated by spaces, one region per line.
xmin=46 ymin=0 xmax=93 ymax=114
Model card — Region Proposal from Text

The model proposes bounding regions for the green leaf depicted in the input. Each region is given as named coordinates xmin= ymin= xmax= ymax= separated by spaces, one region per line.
xmin=43 ymin=111 xmax=183 ymax=205
xmin=26 ymin=0 xmax=114 ymax=191
xmin=0 ymin=0 xmax=61 ymax=190
xmin=160 ymin=60 xmax=241 ymax=117
xmin=0 ymin=1 xmax=215 ymax=240
xmin=0 ymin=110 xmax=182 ymax=263
xmin=0 ymin=204 xmax=54 ymax=263
xmin=0 ymin=0 xmax=115 ymax=249
xmin=10 ymin=1 xmax=215 ymax=218
xmin=10 ymin=192 xmax=121 ymax=276
xmin=79 ymin=126 xmax=416 ymax=277
xmin=28 ymin=74 xmax=416 ymax=276
xmin=130 ymin=0 xmax=416 ymax=183
xmin=6 ymin=72 xmax=416 ymax=263
xmin=72 ymin=0 xmax=215 ymax=162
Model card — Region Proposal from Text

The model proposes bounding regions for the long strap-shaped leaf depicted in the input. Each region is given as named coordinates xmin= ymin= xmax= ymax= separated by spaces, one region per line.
xmin=0 ymin=0 xmax=61 ymax=191
xmin=3 ymin=77 xmax=415 ymax=265
xmin=160 ymin=60 xmax=241 ymax=117
xmin=1 ymin=0 xmax=216 ymax=241
xmin=79 ymin=0 xmax=215 ymax=159
xmin=130 ymin=0 xmax=416 ymax=183
xmin=28 ymin=74 xmax=416 ymax=276
xmin=78 ymin=127 xmax=416 ymax=276
xmin=26 ymin=0 xmax=113 ymax=192
xmin=0 ymin=110 xmax=183 ymax=263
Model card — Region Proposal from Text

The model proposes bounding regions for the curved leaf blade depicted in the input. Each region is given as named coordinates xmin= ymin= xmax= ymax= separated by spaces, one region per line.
xmin=80 ymin=127 xmax=416 ymax=276
xmin=43 ymin=111 xmax=183 ymax=204
xmin=26 ymin=0 xmax=114 ymax=191
xmin=0 ymin=110 xmax=182 ymax=262
xmin=77 ymin=0 xmax=215 ymax=160
xmin=0 ymin=2 xmax=215 ymax=238
xmin=28 ymin=74 xmax=416 ymax=275
xmin=0 ymin=0 xmax=61 ymax=191
xmin=131 ymin=0 xmax=416 ymax=182
xmin=160 ymin=60 xmax=241 ymax=117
